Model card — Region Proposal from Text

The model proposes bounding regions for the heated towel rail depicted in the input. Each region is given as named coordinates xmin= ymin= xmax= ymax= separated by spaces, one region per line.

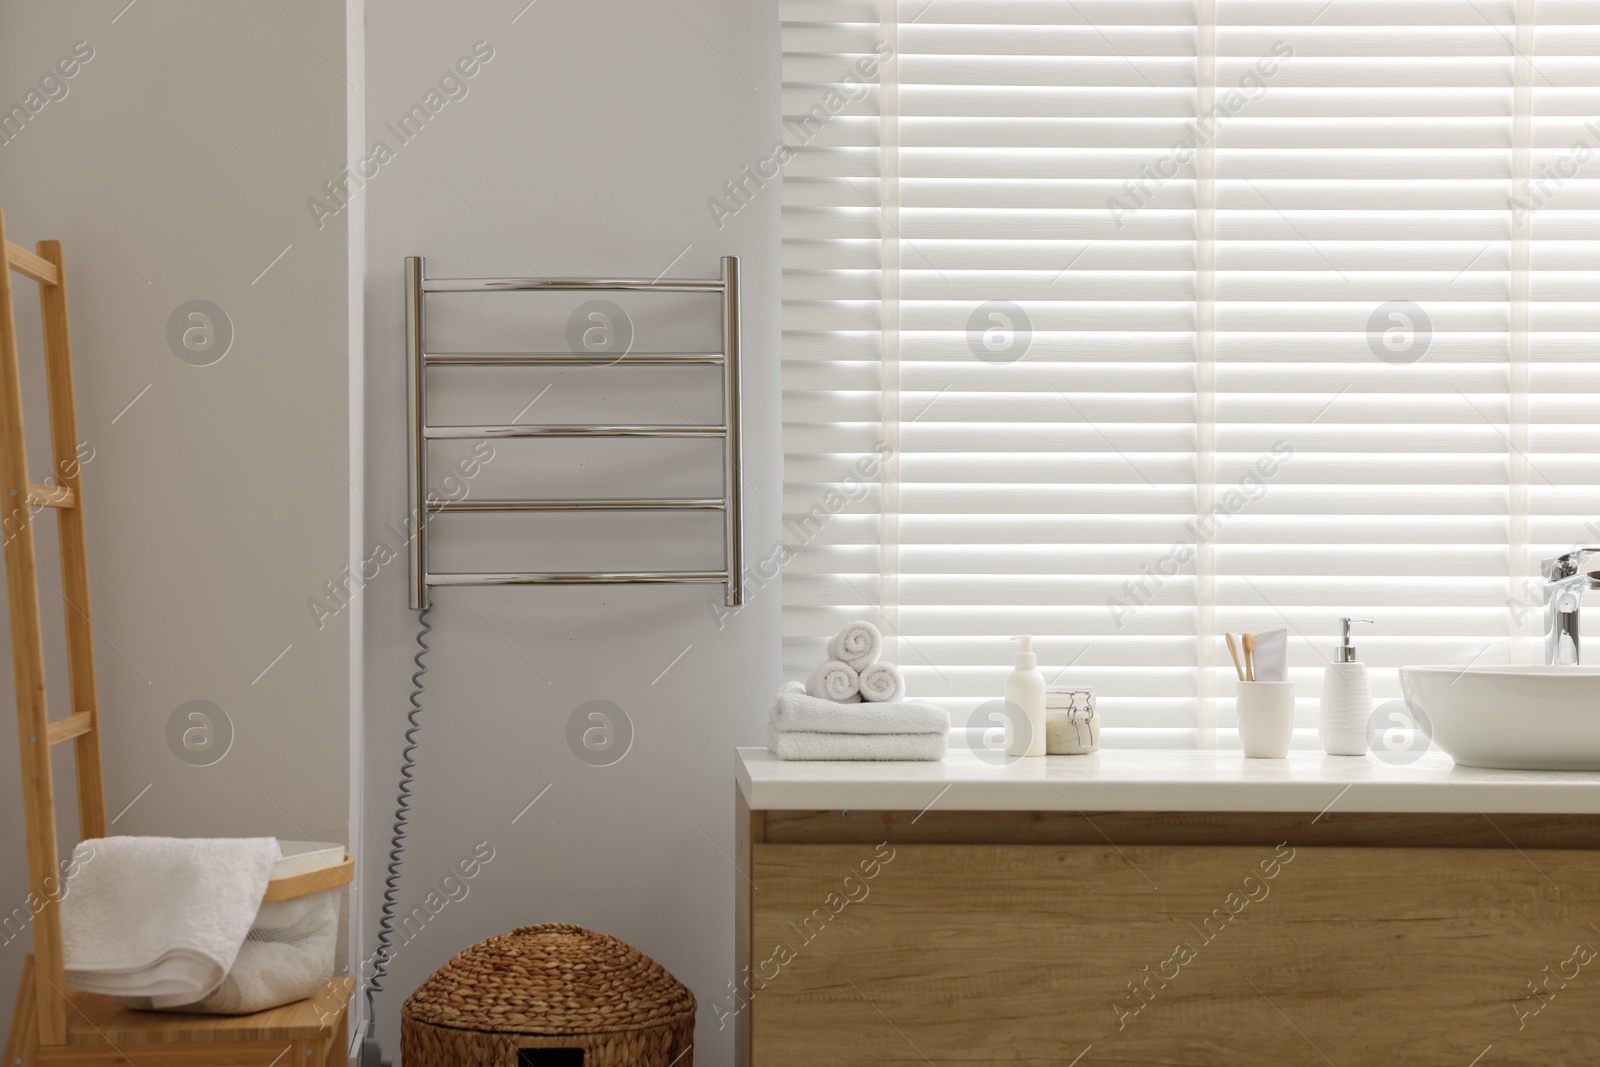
xmin=405 ymin=255 xmax=743 ymax=610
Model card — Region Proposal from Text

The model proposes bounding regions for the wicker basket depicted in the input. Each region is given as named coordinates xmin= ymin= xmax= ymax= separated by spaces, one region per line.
xmin=401 ymin=923 xmax=696 ymax=1066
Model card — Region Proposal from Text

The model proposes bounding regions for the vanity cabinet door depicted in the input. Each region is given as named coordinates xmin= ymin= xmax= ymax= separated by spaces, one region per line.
xmin=748 ymin=843 xmax=1599 ymax=1066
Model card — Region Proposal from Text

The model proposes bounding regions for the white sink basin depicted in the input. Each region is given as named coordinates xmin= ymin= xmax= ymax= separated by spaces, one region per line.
xmin=1398 ymin=665 xmax=1600 ymax=770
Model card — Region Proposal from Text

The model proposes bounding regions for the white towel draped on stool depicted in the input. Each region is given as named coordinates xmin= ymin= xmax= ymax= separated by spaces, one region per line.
xmin=114 ymin=890 xmax=341 ymax=1015
xmin=61 ymin=836 xmax=281 ymax=1008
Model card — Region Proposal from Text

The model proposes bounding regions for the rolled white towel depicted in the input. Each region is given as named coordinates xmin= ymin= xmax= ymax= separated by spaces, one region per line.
xmin=858 ymin=661 xmax=906 ymax=703
xmin=771 ymin=689 xmax=949 ymax=735
xmin=806 ymin=660 xmax=861 ymax=703
xmin=827 ymin=620 xmax=883 ymax=671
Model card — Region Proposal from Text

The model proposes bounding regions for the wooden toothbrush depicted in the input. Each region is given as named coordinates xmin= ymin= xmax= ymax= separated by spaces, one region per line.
xmin=1225 ymin=632 xmax=1245 ymax=681
xmin=1242 ymin=632 xmax=1256 ymax=682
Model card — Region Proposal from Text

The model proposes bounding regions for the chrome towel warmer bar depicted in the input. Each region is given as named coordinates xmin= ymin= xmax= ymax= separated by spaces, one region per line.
xmin=405 ymin=255 xmax=743 ymax=610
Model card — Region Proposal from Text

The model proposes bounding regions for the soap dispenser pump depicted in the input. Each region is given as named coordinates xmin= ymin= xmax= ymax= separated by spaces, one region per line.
xmin=1319 ymin=617 xmax=1374 ymax=756
xmin=1005 ymin=635 xmax=1047 ymax=757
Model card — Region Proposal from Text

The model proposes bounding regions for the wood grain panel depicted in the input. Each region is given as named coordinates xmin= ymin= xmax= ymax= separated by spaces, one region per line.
xmin=5 ymin=240 xmax=56 ymax=285
xmin=736 ymin=787 xmax=762 ymax=1067
xmin=0 ymin=207 xmax=69 ymax=1043
xmin=762 ymin=809 xmax=1600 ymax=849
xmin=63 ymin=977 xmax=353 ymax=1045
xmin=4 ymin=957 xmax=37 ymax=1067
xmin=38 ymin=238 xmax=107 ymax=845
xmin=39 ymin=1041 xmax=316 ymax=1066
xmin=751 ymin=844 xmax=1600 ymax=1066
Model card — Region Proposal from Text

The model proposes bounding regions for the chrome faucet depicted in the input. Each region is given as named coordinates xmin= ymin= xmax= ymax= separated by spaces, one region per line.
xmin=1541 ymin=548 xmax=1600 ymax=665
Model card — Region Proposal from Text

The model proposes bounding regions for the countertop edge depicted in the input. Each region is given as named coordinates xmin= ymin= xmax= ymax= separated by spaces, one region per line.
xmin=735 ymin=747 xmax=1600 ymax=815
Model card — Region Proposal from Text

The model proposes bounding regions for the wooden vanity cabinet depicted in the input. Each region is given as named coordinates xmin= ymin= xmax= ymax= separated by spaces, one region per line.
xmin=735 ymin=801 xmax=1600 ymax=1066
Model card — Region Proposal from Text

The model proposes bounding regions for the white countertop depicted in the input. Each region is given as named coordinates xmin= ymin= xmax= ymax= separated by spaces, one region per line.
xmin=736 ymin=747 xmax=1600 ymax=814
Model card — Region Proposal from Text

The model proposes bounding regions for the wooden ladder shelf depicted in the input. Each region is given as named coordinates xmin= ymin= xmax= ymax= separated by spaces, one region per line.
xmin=0 ymin=208 xmax=352 ymax=1066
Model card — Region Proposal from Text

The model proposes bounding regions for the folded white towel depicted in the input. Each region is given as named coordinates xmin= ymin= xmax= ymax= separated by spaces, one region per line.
xmin=62 ymin=836 xmax=280 ymax=1006
xmin=115 ymin=890 xmax=340 ymax=1015
xmin=806 ymin=659 xmax=861 ymax=703
xmin=827 ymin=620 xmax=883 ymax=671
xmin=858 ymin=661 xmax=906 ymax=703
xmin=771 ymin=689 xmax=949 ymax=735
xmin=767 ymin=724 xmax=947 ymax=761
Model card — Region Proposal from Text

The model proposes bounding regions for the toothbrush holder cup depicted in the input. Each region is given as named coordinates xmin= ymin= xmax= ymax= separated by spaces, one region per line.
xmin=1236 ymin=681 xmax=1295 ymax=758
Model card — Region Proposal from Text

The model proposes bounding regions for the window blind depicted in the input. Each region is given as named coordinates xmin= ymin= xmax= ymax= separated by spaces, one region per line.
xmin=779 ymin=0 xmax=1600 ymax=746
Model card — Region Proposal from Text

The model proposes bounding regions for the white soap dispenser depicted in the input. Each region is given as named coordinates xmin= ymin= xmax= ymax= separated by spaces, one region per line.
xmin=1005 ymin=635 xmax=1047 ymax=757
xmin=1319 ymin=617 xmax=1374 ymax=756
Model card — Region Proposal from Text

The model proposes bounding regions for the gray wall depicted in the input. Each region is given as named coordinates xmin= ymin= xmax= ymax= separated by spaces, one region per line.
xmin=0 ymin=0 xmax=354 ymax=1031
xmin=360 ymin=3 xmax=780 ymax=1065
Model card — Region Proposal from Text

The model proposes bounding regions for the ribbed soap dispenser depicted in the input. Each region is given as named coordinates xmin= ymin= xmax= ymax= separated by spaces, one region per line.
xmin=1319 ymin=617 xmax=1374 ymax=756
xmin=1005 ymin=635 xmax=1047 ymax=757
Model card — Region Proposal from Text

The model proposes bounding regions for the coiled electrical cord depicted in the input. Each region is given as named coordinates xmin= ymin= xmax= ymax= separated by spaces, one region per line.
xmin=362 ymin=606 xmax=432 ymax=1061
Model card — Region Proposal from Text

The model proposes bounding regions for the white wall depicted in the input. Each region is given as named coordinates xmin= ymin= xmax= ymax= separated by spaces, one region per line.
xmin=361 ymin=2 xmax=781 ymax=1064
xmin=0 ymin=4 xmax=777 ymax=1062
xmin=0 ymin=0 xmax=354 ymax=1028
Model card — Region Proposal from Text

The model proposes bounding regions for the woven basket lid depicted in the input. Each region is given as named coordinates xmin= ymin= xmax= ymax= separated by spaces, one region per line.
xmin=403 ymin=923 xmax=696 ymax=1035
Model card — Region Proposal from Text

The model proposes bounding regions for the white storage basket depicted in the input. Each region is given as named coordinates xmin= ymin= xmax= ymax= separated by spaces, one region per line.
xmin=177 ymin=884 xmax=341 ymax=1014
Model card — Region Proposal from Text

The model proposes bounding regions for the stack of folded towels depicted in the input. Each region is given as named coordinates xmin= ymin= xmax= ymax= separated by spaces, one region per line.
xmin=768 ymin=620 xmax=950 ymax=761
